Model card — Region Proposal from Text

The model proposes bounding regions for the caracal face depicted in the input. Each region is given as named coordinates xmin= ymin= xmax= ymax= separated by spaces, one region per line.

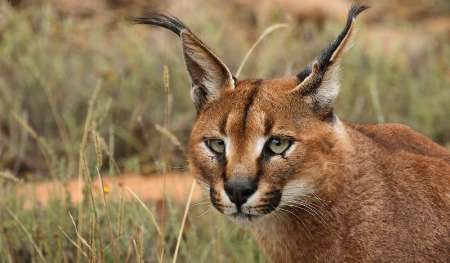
xmin=188 ymin=78 xmax=343 ymax=224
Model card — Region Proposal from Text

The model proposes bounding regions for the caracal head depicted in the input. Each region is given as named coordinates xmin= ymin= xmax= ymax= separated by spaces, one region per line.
xmin=135 ymin=5 xmax=368 ymax=224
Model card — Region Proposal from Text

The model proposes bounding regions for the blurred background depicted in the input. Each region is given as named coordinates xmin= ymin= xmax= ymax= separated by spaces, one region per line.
xmin=0 ymin=0 xmax=449 ymax=262
xmin=1 ymin=0 xmax=449 ymax=179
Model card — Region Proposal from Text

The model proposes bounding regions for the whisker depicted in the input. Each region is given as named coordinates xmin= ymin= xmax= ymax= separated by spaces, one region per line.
xmin=311 ymin=192 xmax=329 ymax=207
xmin=283 ymin=199 xmax=330 ymax=228
xmin=284 ymin=202 xmax=328 ymax=227
xmin=275 ymin=206 xmax=313 ymax=239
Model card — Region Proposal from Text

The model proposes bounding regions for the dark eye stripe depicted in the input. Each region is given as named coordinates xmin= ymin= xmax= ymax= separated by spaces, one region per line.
xmin=219 ymin=111 xmax=230 ymax=135
xmin=263 ymin=117 xmax=274 ymax=137
xmin=241 ymin=85 xmax=260 ymax=133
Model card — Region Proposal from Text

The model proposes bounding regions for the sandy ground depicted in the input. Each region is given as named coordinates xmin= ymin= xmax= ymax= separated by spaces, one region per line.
xmin=15 ymin=173 xmax=204 ymax=208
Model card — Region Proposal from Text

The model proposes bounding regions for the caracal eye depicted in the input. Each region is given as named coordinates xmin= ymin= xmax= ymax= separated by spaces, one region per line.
xmin=267 ymin=137 xmax=292 ymax=155
xmin=206 ymin=139 xmax=225 ymax=154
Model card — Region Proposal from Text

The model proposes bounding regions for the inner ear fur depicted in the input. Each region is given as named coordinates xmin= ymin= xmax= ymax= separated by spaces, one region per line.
xmin=133 ymin=14 xmax=235 ymax=111
xmin=293 ymin=5 xmax=369 ymax=116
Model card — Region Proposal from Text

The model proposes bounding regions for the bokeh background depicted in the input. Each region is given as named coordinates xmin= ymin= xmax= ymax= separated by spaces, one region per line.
xmin=0 ymin=0 xmax=449 ymax=262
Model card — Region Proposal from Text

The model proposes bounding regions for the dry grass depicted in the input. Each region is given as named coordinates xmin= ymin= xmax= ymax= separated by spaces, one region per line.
xmin=0 ymin=0 xmax=449 ymax=262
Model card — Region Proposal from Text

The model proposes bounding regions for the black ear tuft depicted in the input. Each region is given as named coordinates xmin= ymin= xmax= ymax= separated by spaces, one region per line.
xmin=134 ymin=13 xmax=235 ymax=111
xmin=314 ymin=4 xmax=369 ymax=72
xmin=297 ymin=66 xmax=312 ymax=83
xmin=297 ymin=4 xmax=369 ymax=83
xmin=293 ymin=4 xmax=369 ymax=115
xmin=132 ymin=14 xmax=187 ymax=36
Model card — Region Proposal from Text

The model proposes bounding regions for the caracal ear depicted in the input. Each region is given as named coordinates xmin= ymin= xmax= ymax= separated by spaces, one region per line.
xmin=134 ymin=14 xmax=235 ymax=111
xmin=293 ymin=5 xmax=369 ymax=119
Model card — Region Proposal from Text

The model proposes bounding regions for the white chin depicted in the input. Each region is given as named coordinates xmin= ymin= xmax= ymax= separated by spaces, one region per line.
xmin=228 ymin=212 xmax=261 ymax=225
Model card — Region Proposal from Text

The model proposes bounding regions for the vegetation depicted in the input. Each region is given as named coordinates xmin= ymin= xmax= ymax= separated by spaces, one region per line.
xmin=1 ymin=184 xmax=262 ymax=262
xmin=0 ymin=1 xmax=449 ymax=262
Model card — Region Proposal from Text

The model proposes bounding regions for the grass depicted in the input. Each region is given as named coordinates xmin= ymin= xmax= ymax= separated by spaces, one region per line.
xmin=1 ymin=185 xmax=262 ymax=262
xmin=0 ymin=1 xmax=449 ymax=262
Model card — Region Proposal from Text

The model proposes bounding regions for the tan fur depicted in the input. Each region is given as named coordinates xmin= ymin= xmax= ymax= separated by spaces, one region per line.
xmin=188 ymin=78 xmax=450 ymax=262
xmin=137 ymin=6 xmax=450 ymax=262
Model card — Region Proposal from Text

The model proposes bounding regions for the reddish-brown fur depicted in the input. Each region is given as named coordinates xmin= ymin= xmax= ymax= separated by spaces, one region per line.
xmin=136 ymin=6 xmax=450 ymax=262
xmin=187 ymin=79 xmax=450 ymax=262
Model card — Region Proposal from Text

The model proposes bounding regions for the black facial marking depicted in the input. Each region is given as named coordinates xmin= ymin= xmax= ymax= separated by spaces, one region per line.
xmin=255 ymin=153 xmax=264 ymax=183
xmin=210 ymin=188 xmax=223 ymax=212
xmin=253 ymin=191 xmax=282 ymax=215
xmin=241 ymin=82 xmax=261 ymax=133
xmin=263 ymin=117 xmax=274 ymax=137
xmin=214 ymin=150 xmax=226 ymax=167
xmin=266 ymin=190 xmax=282 ymax=211
xmin=220 ymin=167 xmax=227 ymax=181
xmin=219 ymin=112 xmax=230 ymax=135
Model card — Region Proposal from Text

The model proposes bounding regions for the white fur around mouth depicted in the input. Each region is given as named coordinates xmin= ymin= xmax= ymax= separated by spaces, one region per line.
xmin=229 ymin=212 xmax=262 ymax=224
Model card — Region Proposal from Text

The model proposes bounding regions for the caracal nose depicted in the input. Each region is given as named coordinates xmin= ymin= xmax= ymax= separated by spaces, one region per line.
xmin=224 ymin=178 xmax=257 ymax=208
